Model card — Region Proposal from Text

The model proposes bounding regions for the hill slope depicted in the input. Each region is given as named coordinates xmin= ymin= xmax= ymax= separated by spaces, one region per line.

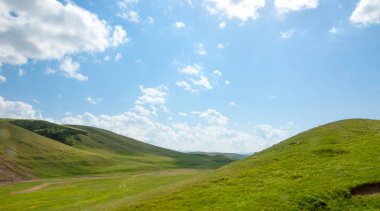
xmin=0 ymin=119 xmax=236 ymax=182
xmin=125 ymin=119 xmax=380 ymax=210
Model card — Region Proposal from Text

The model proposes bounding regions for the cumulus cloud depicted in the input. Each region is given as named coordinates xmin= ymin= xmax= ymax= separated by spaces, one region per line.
xmin=329 ymin=26 xmax=342 ymax=34
xmin=0 ymin=96 xmax=40 ymax=119
xmin=175 ymin=21 xmax=186 ymax=28
xmin=0 ymin=75 xmax=6 ymax=83
xmin=110 ymin=26 xmax=128 ymax=47
xmin=205 ymin=0 xmax=265 ymax=22
xmin=213 ymin=69 xmax=222 ymax=77
xmin=279 ymin=29 xmax=296 ymax=40
xmin=0 ymin=0 xmax=128 ymax=65
xmin=191 ymin=76 xmax=213 ymax=90
xmin=117 ymin=0 xmax=139 ymax=9
xmin=59 ymin=87 xmax=297 ymax=153
xmin=18 ymin=68 xmax=25 ymax=77
xmin=176 ymin=80 xmax=194 ymax=92
xmin=196 ymin=43 xmax=207 ymax=56
xmin=350 ymin=0 xmax=380 ymax=26
xmin=104 ymin=55 xmax=111 ymax=61
xmin=86 ymin=97 xmax=102 ymax=105
xmin=119 ymin=10 xmax=140 ymax=23
xmin=275 ymin=0 xmax=318 ymax=13
xmin=117 ymin=0 xmax=140 ymax=23
xmin=176 ymin=64 xmax=214 ymax=92
xmin=180 ymin=64 xmax=202 ymax=75
xmin=197 ymin=109 xmax=228 ymax=126
xmin=217 ymin=43 xmax=225 ymax=49
xmin=136 ymin=85 xmax=168 ymax=110
xmin=0 ymin=86 xmax=296 ymax=153
xmin=219 ymin=21 xmax=226 ymax=29
xmin=59 ymin=57 xmax=88 ymax=81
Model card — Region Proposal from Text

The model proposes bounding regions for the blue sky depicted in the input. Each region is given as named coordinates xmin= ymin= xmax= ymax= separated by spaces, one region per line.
xmin=0 ymin=0 xmax=380 ymax=153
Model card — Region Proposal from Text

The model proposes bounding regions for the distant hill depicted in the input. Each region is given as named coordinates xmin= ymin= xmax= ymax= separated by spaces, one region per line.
xmin=0 ymin=119 xmax=237 ymax=183
xmin=126 ymin=119 xmax=380 ymax=210
xmin=189 ymin=152 xmax=248 ymax=160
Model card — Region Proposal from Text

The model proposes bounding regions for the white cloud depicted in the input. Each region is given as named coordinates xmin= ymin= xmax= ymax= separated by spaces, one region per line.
xmin=191 ymin=75 xmax=213 ymax=90
xmin=180 ymin=64 xmax=202 ymax=75
xmin=205 ymin=0 xmax=265 ymax=22
xmin=60 ymin=89 xmax=297 ymax=153
xmin=217 ymin=43 xmax=225 ymax=49
xmin=225 ymin=80 xmax=231 ymax=85
xmin=59 ymin=57 xmax=88 ymax=81
xmin=119 ymin=10 xmax=140 ymax=23
xmin=219 ymin=21 xmax=227 ymax=29
xmin=117 ymin=0 xmax=139 ymax=9
xmin=104 ymin=55 xmax=111 ymax=61
xmin=45 ymin=68 xmax=57 ymax=75
xmin=175 ymin=21 xmax=186 ymax=28
xmin=0 ymin=75 xmax=6 ymax=83
xmin=136 ymin=85 xmax=168 ymax=106
xmin=177 ymin=64 xmax=214 ymax=92
xmin=0 ymin=0 xmax=128 ymax=65
xmin=86 ymin=97 xmax=102 ymax=105
xmin=115 ymin=52 xmax=122 ymax=61
xmin=280 ymin=29 xmax=296 ymax=40
xmin=229 ymin=101 xmax=236 ymax=106
xmin=275 ymin=0 xmax=319 ymax=13
xmin=110 ymin=26 xmax=128 ymax=47
xmin=329 ymin=26 xmax=342 ymax=34
xmin=18 ymin=69 xmax=25 ymax=77
xmin=213 ymin=69 xmax=222 ymax=76
xmin=0 ymin=96 xmax=40 ymax=119
xmin=117 ymin=0 xmax=140 ymax=23
xmin=196 ymin=43 xmax=207 ymax=56
xmin=198 ymin=109 xmax=228 ymax=126
xmin=350 ymin=0 xmax=380 ymax=26
xmin=176 ymin=80 xmax=194 ymax=92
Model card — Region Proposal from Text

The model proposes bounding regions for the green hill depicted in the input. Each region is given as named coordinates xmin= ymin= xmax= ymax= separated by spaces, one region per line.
xmin=0 ymin=119 xmax=236 ymax=182
xmin=125 ymin=119 xmax=380 ymax=210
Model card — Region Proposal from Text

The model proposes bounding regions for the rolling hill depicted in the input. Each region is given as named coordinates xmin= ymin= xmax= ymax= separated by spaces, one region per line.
xmin=0 ymin=119 xmax=237 ymax=183
xmin=1 ymin=118 xmax=379 ymax=210
xmin=122 ymin=119 xmax=380 ymax=210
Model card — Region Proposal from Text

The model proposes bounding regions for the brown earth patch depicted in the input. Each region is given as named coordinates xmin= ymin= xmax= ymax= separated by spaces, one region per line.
xmin=0 ymin=157 xmax=35 ymax=184
xmin=350 ymin=182 xmax=380 ymax=196
xmin=14 ymin=183 xmax=50 ymax=194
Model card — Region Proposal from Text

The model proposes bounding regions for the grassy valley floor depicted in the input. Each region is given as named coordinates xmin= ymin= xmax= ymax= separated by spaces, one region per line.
xmin=0 ymin=169 xmax=206 ymax=210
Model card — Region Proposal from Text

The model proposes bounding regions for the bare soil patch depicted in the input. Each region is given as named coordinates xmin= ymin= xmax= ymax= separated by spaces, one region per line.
xmin=351 ymin=182 xmax=380 ymax=195
xmin=14 ymin=183 xmax=50 ymax=194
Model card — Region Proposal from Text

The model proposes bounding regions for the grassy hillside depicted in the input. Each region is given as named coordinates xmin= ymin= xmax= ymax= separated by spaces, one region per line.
xmin=122 ymin=119 xmax=380 ymax=210
xmin=0 ymin=119 xmax=236 ymax=182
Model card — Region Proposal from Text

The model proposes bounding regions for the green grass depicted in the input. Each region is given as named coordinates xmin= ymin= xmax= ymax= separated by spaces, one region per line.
xmin=1 ymin=118 xmax=379 ymax=210
xmin=0 ymin=169 xmax=204 ymax=210
xmin=0 ymin=119 xmax=237 ymax=181
xmin=119 ymin=119 xmax=380 ymax=210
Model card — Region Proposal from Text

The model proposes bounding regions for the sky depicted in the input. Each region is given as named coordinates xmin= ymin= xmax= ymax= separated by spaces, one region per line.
xmin=0 ymin=0 xmax=380 ymax=153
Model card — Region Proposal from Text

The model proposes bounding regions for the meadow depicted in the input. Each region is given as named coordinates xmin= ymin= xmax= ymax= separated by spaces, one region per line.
xmin=1 ymin=119 xmax=379 ymax=210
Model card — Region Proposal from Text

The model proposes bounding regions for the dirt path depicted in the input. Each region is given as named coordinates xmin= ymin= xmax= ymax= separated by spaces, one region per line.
xmin=14 ymin=183 xmax=50 ymax=194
